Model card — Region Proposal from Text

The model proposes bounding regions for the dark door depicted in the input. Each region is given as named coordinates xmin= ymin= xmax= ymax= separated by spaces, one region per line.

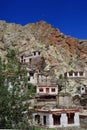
xmin=46 ymin=88 xmax=49 ymax=94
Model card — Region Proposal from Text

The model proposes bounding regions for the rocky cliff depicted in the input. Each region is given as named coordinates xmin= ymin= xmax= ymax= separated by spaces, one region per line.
xmin=0 ymin=20 xmax=87 ymax=95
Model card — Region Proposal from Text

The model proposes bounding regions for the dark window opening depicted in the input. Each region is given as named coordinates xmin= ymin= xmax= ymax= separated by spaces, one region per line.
xmin=53 ymin=115 xmax=61 ymax=125
xmin=35 ymin=115 xmax=40 ymax=124
xmin=82 ymin=87 xmax=85 ymax=90
xmin=38 ymin=51 xmax=40 ymax=55
xmin=29 ymin=58 xmax=32 ymax=63
xmin=39 ymin=88 xmax=43 ymax=92
xmin=24 ymin=59 xmax=26 ymax=62
xmin=67 ymin=113 xmax=74 ymax=124
xmin=75 ymin=72 xmax=78 ymax=76
xmin=34 ymin=52 xmax=36 ymax=56
xmin=79 ymin=72 xmax=83 ymax=76
xmin=64 ymin=73 xmax=67 ymax=78
xmin=46 ymin=88 xmax=49 ymax=93
xmin=51 ymin=88 xmax=55 ymax=92
xmin=43 ymin=116 xmax=46 ymax=125
xmin=69 ymin=73 xmax=73 ymax=76
xmin=29 ymin=72 xmax=34 ymax=77
xmin=21 ymin=56 xmax=23 ymax=59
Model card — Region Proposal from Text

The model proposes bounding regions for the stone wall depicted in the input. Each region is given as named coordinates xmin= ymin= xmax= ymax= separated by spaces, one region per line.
xmin=58 ymin=95 xmax=72 ymax=107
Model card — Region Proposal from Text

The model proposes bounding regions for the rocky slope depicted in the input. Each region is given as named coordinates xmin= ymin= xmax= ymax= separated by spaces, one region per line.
xmin=0 ymin=20 xmax=87 ymax=95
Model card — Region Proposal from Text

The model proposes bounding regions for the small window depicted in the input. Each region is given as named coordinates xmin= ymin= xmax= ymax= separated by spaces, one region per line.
xmin=29 ymin=58 xmax=32 ymax=63
xmin=75 ymin=72 xmax=78 ymax=76
xmin=69 ymin=73 xmax=73 ymax=76
xmin=34 ymin=52 xmax=36 ymax=56
xmin=24 ymin=59 xmax=26 ymax=62
xmin=30 ymin=72 xmax=34 ymax=77
xmin=67 ymin=113 xmax=74 ymax=124
xmin=82 ymin=87 xmax=84 ymax=90
xmin=51 ymin=88 xmax=55 ymax=92
xmin=80 ymin=72 xmax=83 ymax=76
xmin=39 ymin=88 xmax=43 ymax=92
xmin=38 ymin=52 xmax=40 ymax=55
xmin=21 ymin=56 xmax=23 ymax=59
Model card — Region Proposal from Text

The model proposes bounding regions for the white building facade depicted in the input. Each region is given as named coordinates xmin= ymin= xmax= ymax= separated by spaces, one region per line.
xmin=36 ymin=85 xmax=58 ymax=95
xmin=20 ymin=51 xmax=41 ymax=63
xmin=65 ymin=71 xmax=85 ymax=78
xmin=33 ymin=109 xmax=80 ymax=128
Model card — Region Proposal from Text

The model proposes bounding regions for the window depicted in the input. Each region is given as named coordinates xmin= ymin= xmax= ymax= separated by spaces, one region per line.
xmin=67 ymin=113 xmax=74 ymax=124
xmin=53 ymin=115 xmax=61 ymax=125
xmin=34 ymin=52 xmax=36 ymax=56
xmin=82 ymin=87 xmax=84 ymax=90
xmin=46 ymin=88 xmax=49 ymax=93
xmin=43 ymin=116 xmax=46 ymax=125
xmin=39 ymin=88 xmax=43 ymax=92
xmin=51 ymin=88 xmax=55 ymax=92
xmin=38 ymin=51 xmax=40 ymax=55
xmin=24 ymin=59 xmax=26 ymax=62
xmin=69 ymin=73 xmax=73 ymax=76
xmin=35 ymin=115 xmax=40 ymax=124
xmin=29 ymin=58 xmax=32 ymax=63
xmin=75 ymin=72 xmax=78 ymax=76
xmin=30 ymin=72 xmax=34 ymax=77
xmin=79 ymin=72 xmax=83 ymax=76
xmin=21 ymin=55 xmax=23 ymax=59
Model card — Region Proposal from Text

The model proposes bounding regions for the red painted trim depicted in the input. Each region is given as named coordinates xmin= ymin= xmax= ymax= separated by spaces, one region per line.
xmin=37 ymin=85 xmax=58 ymax=87
xmin=35 ymin=109 xmax=79 ymax=114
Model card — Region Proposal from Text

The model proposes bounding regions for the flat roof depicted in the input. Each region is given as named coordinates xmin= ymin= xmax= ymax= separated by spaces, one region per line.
xmin=37 ymin=85 xmax=58 ymax=87
xmin=35 ymin=108 xmax=79 ymax=114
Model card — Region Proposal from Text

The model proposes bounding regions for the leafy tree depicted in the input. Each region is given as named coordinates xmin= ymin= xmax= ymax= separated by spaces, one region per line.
xmin=28 ymin=83 xmax=36 ymax=95
xmin=58 ymin=74 xmax=67 ymax=93
xmin=0 ymin=49 xmax=32 ymax=129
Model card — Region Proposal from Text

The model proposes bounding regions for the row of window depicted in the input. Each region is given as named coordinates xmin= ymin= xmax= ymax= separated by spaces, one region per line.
xmin=21 ymin=58 xmax=32 ymax=63
xmin=39 ymin=88 xmax=56 ymax=92
xmin=35 ymin=113 xmax=74 ymax=126
xmin=67 ymin=72 xmax=84 ymax=76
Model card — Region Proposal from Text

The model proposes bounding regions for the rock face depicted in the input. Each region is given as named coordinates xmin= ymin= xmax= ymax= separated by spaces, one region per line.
xmin=0 ymin=20 xmax=87 ymax=95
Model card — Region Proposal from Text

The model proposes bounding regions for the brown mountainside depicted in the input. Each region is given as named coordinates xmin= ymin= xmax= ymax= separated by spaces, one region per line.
xmin=0 ymin=20 xmax=87 ymax=95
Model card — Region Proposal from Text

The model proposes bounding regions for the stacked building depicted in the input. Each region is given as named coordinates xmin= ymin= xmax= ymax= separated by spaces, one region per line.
xmin=19 ymin=51 xmax=84 ymax=128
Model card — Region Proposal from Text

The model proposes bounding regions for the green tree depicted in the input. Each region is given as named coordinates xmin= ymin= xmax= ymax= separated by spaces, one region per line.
xmin=58 ymin=74 xmax=67 ymax=93
xmin=0 ymin=49 xmax=32 ymax=129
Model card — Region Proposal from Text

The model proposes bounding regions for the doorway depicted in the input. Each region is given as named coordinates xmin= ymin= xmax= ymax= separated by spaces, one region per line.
xmin=46 ymin=88 xmax=49 ymax=94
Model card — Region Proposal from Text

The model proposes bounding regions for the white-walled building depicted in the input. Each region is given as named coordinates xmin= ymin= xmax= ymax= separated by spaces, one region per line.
xmin=36 ymin=85 xmax=58 ymax=95
xmin=36 ymin=73 xmax=58 ymax=95
xmin=64 ymin=71 xmax=85 ymax=78
xmin=33 ymin=108 xmax=80 ymax=128
xmin=20 ymin=51 xmax=41 ymax=64
xmin=33 ymin=74 xmax=58 ymax=108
